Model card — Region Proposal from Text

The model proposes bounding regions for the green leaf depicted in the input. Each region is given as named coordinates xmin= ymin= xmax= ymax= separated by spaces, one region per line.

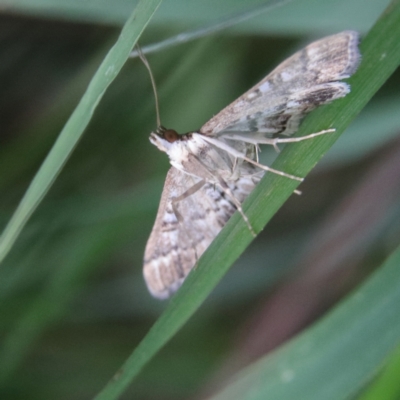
xmin=210 ymin=245 xmax=400 ymax=400
xmin=0 ymin=0 xmax=163 ymax=264
xmin=356 ymin=344 xmax=400 ymax=400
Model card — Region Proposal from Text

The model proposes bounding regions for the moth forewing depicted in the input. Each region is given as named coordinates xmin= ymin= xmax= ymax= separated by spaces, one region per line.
xmin=200 ymin=31 xmax=360 ymax=138
xmin=143 ymin=167 xmax=260 ymax=299
xmin=143 ymin=31 xmax=361 ymax=299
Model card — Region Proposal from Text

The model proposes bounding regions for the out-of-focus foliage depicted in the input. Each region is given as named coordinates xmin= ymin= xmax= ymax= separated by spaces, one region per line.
xmin=0 ymin=1 xmax=399 ymax=399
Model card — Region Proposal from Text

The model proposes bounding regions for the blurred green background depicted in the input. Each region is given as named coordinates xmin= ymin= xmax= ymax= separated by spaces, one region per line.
xmin=1 ymin=0 xmax=400 ymax=399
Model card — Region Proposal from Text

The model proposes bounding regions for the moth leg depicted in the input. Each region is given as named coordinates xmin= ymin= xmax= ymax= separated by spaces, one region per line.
xmin=199 ymin=135 xmax=303 ymax=182
xmin=232 ymin=143 xmax=258 ymax=175
xmin=171 ymin=179 xmax=206 ymax=222
xmin=265 ymin=129 xmax=335 ymax=148
xmin=222 ymin=129 xmax=335 ymax=152
xmin=215 ymin=175 xmax=256 ymax=237
xmin=232 ymin=157 xmax=238 ymax=174
xmin=237 ymin=153 xmax=303 ymax=181
xmin=248 ymin=143 xmax=261 ymax=162
xmin=273 ymin=143 xmax=281 ymax=153
xmin=255 ymin=144 xmax=261 ymax=162
xmin=171 ymin=179 xmax=206 ymax=261
xmin=191 ymin=153 xmax=257 ymax=237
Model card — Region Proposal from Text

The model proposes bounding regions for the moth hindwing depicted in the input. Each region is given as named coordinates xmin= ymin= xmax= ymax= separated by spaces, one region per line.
xmin=143 ymin=31 xmax=360 ymax=299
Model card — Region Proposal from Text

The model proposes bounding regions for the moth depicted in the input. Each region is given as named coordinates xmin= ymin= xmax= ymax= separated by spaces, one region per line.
xmin=143 ymin=31 xmax=360 ymax=299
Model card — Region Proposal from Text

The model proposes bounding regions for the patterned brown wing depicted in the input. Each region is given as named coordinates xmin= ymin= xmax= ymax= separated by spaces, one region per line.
xmin=200 ymin=31 xmax=360 ymax=137
xmin=143 ymin=167 xmax=260 ymax=299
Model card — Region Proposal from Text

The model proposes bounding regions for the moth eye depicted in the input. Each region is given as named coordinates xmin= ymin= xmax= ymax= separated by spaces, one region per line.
xmin=163 ymin=129 xmax=179 ymax=143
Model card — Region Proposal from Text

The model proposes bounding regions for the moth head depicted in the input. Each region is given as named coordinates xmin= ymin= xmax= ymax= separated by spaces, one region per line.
xmin=150 ymin=126 xmax=180 ymax=153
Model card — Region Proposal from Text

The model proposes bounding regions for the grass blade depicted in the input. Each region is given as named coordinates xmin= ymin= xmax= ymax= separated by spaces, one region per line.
xmin=0 ymin=0 xmax=163 ymax=264
xmin=211 ymin=245 xmax=400 ymax=400
xmin=357 ymin=345 xmax=400 ymax=400
xmin=129 ymin=0 xmax=294 ymax=57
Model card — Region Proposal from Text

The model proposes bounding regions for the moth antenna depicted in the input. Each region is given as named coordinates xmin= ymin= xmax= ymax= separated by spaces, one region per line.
xmin=136 ymin=43 xmax=161 ymax=127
